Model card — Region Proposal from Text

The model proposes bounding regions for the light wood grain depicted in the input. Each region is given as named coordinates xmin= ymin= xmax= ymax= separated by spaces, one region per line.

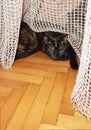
xmin=0 ymin=88 xmax=26 ymax=130
xmin=30 ymin=51 xmax=50 ymax=58
xmin=19 ymin=55 xmax=70 ymax=67
xmin=0 ymin=71 xmax=43 ymax=84
xmin=0 ymin=87 xmax=12 ymax=97
xmin=0 ymin=78 xmax=29 ymax=88
xmin=0 ymin=96 xmax=6 ymax=109
xmin=57 ymin=114 xmax=91 ymax=129
xmin=7 ymin=66 xmax=57 ymax=78
xmin=60 ymin=69 xmax=78 ymax=115
xmin=6 ymin=84 xmax=39 ymax=130
xmin=0 ymin=51 xmax=91 ymax=130
xmin=22 ymin=78 xmax=55 ymax=130
xmin=14 ymin=60 xmax=69 ymax=73
xmin=39 ymin=123 xmax=68 ymax=130
xmin=42 ymin=73 xmax=68 ymax=124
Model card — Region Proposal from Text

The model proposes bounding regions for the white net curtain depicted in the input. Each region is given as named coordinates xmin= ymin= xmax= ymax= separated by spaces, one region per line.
xmin=0 ymin=0 xmax=91 ymax=118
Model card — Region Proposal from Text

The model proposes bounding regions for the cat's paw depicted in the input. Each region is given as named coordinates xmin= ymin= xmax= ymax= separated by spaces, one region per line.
xmin=70 ymin=59 xmax=79 ymax=70
xmin=59 ymin=55 xmax=69 ymax=61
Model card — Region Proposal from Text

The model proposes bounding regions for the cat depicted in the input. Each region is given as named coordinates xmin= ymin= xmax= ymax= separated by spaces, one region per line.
xmin=15 ymin=22 xmax=38 ymax=59
xmin=37 ymin=31 xmax=78 ymax=70
xmin=15 ymin=22 xmax=78 ymax=70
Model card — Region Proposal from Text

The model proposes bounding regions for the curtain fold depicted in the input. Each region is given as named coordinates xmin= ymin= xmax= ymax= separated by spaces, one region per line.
xmin=71 ymin=0 xmax=91 ymax=119
xmin=0 ymin=0 xmax=23 ymax=68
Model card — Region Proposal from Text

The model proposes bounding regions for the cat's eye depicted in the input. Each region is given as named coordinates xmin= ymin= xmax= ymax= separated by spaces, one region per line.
xmin=48 ymin=41 xmax=51 ymax=44
xmin=58 ymin=40 xmax=64 ymax=44
xmin=61 ymin=41 xmax=64 ymax=44
xmin=43 ymin=36 xmax=50 ymax=43
xmin=44 ymin=36 xmax=48 ymax=41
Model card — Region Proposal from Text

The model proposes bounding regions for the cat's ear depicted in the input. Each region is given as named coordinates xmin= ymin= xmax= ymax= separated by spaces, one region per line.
xmin=63 ymin=34 xmax=68 ymax=43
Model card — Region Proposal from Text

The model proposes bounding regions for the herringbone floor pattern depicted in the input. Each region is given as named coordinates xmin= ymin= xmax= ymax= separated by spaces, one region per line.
xmin=0 ymin=51 xmax=91 ymax=130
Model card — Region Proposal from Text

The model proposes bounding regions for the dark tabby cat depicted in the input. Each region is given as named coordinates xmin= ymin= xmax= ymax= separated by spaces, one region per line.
xmin=37 ymin=32 xmax=78 ymax=70
xmin=15 ymin=22 xmax=78 ymax=70
xmin=15 ymin=22 xmax=38 ymax=59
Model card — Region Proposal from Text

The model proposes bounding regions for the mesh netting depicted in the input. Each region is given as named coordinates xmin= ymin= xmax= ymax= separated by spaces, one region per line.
xmin=0 ymin=0 xmax=91 ymax=119
xmin=71 ymin=0 xmax=91 ymax=119
xmin=0 ymin=0 xmax=23 ymax=68
xmin=23 ymin=0 xmax=87 ymax=58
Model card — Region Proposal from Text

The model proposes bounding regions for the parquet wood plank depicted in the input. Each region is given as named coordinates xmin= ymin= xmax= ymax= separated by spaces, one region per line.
xmin=0 ymin=71 xmax=43 ymax=84
xmin=39 ymin=123 xmax=68 ymax=130
xmin=5 ymin=66 xmax=57 ymax=78
xmin=42 ymin=73 xmax=68 ymax=124
xmin=74 ymin=111 xmax=87 ymax=118
xmin=26 ymin=56 xmax=70 ymax=67
xmin=0 ymin=87 xmax=12 ymax=97
xmin=0 ymin=88 xmax=26 ymax=130
xmin=57 ymin=114 xmax=91 ymax=129
xmin=30 ymin=51 xmax=50 ymax=58
xmin=0 ymin=78 xmax=29 ymax=88
xmin=60 ymin=69 xmax=78 ymax=115
xmin=14 ymin=60 xmax=69 ymax=73
xmin=15 ymin=54 xmax=70 ymax=67
xmin=22 ymin=78 xmax=55 ymax=130
xmin=6 ymin=84 xmax=40 ymax=130
xmin=0 ymin=96 xmax=6 ymax=109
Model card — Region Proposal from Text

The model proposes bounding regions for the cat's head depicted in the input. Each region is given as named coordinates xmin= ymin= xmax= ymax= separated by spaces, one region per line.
xmin=42 ymin=32 xmax=68 ymax=46
xmin=41 ymin=32 xmax=69 ymax=60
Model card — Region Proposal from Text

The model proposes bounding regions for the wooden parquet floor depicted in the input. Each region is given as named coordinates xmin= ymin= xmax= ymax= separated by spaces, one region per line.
xmin=0 ymin=51 xmax=91 ymax=130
